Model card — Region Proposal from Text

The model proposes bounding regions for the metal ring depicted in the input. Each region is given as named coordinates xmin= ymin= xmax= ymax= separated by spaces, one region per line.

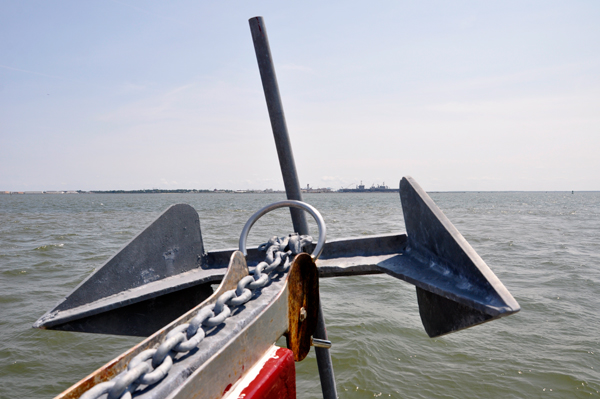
xmin=239 ymin=200 xmax=326 ymax=260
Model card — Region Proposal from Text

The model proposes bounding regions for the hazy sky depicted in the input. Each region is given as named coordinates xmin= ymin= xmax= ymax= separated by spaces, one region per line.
xmin=1 ymin=1 xmax=598 ymax=191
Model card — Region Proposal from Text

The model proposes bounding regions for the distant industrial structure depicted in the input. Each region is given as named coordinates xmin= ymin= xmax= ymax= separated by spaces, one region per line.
xmin=338 ymin=181 xmax=398 ymax=193
xmin=301 ymin=184 xmax=333 ymax=193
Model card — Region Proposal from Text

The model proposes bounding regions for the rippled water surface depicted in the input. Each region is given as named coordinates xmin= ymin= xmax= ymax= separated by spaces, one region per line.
xmin=1 ymin=192 xmax=599 ymax=398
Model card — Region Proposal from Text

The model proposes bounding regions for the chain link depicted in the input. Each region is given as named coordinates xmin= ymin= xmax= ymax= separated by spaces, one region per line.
xmin=80 ymin=233 xmax=312 ymax=399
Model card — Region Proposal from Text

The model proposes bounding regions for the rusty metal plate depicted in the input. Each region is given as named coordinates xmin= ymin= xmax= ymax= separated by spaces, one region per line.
xmin=286 ymin=253 xmax=319 ymax=361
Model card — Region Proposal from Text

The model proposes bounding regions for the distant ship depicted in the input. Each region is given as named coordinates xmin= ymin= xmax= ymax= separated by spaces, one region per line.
xmin=339 ymin=181 xmax=398 ymax=193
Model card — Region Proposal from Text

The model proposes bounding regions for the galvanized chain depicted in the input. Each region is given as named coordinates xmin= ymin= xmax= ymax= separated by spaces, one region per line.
xmin=80 ymin=233 xmax=313 ymax=399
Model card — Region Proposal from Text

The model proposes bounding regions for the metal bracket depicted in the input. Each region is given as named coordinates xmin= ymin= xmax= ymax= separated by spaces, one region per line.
xmin=56 ymin=249 xmax=324 ymax=398
xmin=286 ymin=253 xmax=319 ymax=361
xmin=54 ymin=251 xmax=249 ymax=399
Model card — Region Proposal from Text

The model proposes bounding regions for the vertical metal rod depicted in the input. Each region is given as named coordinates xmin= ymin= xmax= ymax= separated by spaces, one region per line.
xmin=314 ymin=302 xmax=338 ymax=399
xmin=249 ymin=16 xmax=338 ymax=399
xmin=249 ymin=16 xmax=309 ymax=236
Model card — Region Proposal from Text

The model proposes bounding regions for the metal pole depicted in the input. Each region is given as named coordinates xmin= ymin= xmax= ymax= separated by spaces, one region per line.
xmin=248 ymin=16 xmax=309 ymax=236
xmin=314 ymin=303 xmax=337 ymax=399
xmin=249 ymin=16 xmax=338 ymax=399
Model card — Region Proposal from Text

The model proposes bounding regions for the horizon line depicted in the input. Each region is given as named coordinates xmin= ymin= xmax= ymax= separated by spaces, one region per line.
xmin=2 ymin=189 xmax=597 ymax=194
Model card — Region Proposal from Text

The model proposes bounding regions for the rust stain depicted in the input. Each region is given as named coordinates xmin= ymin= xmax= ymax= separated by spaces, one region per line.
xmin=286 ymin=253 xmax=319 ymax=361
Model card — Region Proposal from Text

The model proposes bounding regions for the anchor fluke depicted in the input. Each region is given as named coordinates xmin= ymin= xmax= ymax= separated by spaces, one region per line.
xmin=399 ymin=176 xmax=520 ymax=337
xmin=33 ymin=204 xmax=220 ymax=336
xmin=315 ymin=176 xmax=520 ymax=338
xmin=416 ymin=288 xmax=493 ymax=337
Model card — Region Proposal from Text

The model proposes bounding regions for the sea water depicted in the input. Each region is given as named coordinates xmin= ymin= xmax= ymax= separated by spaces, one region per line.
xmin=0 ymin=192 xmax=598 ymax=398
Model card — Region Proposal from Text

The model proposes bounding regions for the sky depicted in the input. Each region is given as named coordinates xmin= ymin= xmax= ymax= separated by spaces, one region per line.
xmin=1 ymin=1 xmax=599 ymax=192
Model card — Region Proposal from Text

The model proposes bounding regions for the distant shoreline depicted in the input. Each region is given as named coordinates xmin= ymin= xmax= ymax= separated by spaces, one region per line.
xmin=2 ymin=189 xmax=595 ymax=195
xmin=0 ymin=188 xmax=399 ymax=195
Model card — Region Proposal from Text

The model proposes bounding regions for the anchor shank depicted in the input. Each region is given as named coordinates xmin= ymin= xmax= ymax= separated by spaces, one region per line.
xmin=249 ymin=16 xmax=309 ymax=236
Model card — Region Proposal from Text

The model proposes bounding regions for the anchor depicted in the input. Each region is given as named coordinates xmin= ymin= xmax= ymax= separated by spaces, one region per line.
xmin=34 ymin=16 xmax=520 ymax=399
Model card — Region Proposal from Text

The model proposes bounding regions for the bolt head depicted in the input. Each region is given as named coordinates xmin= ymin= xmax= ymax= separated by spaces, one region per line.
xmin=299 ymin=307 xmax=307 ymax=322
